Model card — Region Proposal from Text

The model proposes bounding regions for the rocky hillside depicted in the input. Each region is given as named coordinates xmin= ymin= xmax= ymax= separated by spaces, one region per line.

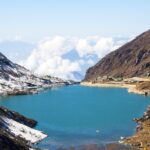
xmin=0 ymin=52 xmax=73 ymax=95
xmin=84 ymin=30 xmax=150 ymax=81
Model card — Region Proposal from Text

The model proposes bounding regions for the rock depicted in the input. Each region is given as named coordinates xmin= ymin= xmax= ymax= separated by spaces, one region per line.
xmin=0 ymin=106 xmax=37 ymax=128
xmin=0 ymin=128 xmax=31 ymax=150
xmin=124 ymin=105 xmax=150 ymax=149
xmin=0 ymin=106 xmax=46 ymax=150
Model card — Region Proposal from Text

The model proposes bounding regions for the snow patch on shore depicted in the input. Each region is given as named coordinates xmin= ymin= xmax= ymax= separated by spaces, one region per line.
xmin=2 ymin=116 xmax=47 ymax=144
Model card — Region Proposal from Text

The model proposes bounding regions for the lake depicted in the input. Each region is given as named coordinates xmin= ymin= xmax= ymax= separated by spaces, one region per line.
xmin=0 ymin=85 xmax=149 ymax=149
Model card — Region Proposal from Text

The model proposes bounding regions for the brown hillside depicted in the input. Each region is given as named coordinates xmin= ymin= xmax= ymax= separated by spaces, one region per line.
xmin=84 ymin=30 xmax=150 ymax=81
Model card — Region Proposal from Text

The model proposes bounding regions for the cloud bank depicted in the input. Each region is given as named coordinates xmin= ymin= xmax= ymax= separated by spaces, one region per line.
xmin=19 ymin=36 xmax=128 ymax=81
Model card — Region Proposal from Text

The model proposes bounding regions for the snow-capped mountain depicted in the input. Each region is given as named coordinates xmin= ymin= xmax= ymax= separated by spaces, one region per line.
xmin=0 ymin=52 xmax=73 ymax=95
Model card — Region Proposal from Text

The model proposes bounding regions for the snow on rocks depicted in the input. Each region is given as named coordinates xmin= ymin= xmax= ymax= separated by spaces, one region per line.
xmin=0 ymin=52 xmax=74 ymax=95
xmin=1 ymin=116 xmax=47 ymax=144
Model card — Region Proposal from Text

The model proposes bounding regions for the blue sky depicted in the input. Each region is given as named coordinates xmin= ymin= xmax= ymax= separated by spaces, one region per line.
xmin=0 ymin=0 xmax=149 ymax=80
xmin=0 ymin=0 xmax=150 ymax=40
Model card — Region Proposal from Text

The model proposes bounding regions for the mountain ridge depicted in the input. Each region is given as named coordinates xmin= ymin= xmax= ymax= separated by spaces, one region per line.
xmin=84 ymin=30 xmax=150 ymax=82
xmin=0 ymin=52 xmax=73 ymax=95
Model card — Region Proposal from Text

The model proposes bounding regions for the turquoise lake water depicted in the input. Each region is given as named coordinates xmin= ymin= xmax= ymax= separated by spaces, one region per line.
xmin=0 ymin=85 xmax=149 ymax=149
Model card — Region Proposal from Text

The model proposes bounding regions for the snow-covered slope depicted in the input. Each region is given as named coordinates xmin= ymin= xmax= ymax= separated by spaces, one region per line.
xmin=0 ymin=52 xmax=72 ymax=95
xmin=0 ymin=106 xmax=47 ymax=149
xmin=1 ymin=116 xmax=47 ymax=144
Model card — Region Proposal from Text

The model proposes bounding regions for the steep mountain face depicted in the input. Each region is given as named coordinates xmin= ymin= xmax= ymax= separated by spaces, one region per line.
xmin=0 ymin=52 xmax=72 ymax=95
xmin=84 ymin=30 xmax=150 ymax=81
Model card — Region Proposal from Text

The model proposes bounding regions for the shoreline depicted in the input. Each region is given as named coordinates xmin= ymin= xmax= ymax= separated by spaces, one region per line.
xmin=81 ymin=80 xmax=150 ymax=95
xmin=0 ymin=82 xmax=77 ymax=96
xmin=0 ymin=106 xmax=47 ymax=149
xmin=123 ymin=106 xmax=150 ymax=149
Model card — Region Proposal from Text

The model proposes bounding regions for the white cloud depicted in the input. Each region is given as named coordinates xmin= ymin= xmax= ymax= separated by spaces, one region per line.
xmin=20 ymin=36 xmax=129 ymax=80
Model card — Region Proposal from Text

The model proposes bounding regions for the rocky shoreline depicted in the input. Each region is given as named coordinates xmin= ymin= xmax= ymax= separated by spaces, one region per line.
xmin=0 ymin=106 xmax=47 ymax=150
xmin=123 ymin=106 xmax=150 ymax=149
